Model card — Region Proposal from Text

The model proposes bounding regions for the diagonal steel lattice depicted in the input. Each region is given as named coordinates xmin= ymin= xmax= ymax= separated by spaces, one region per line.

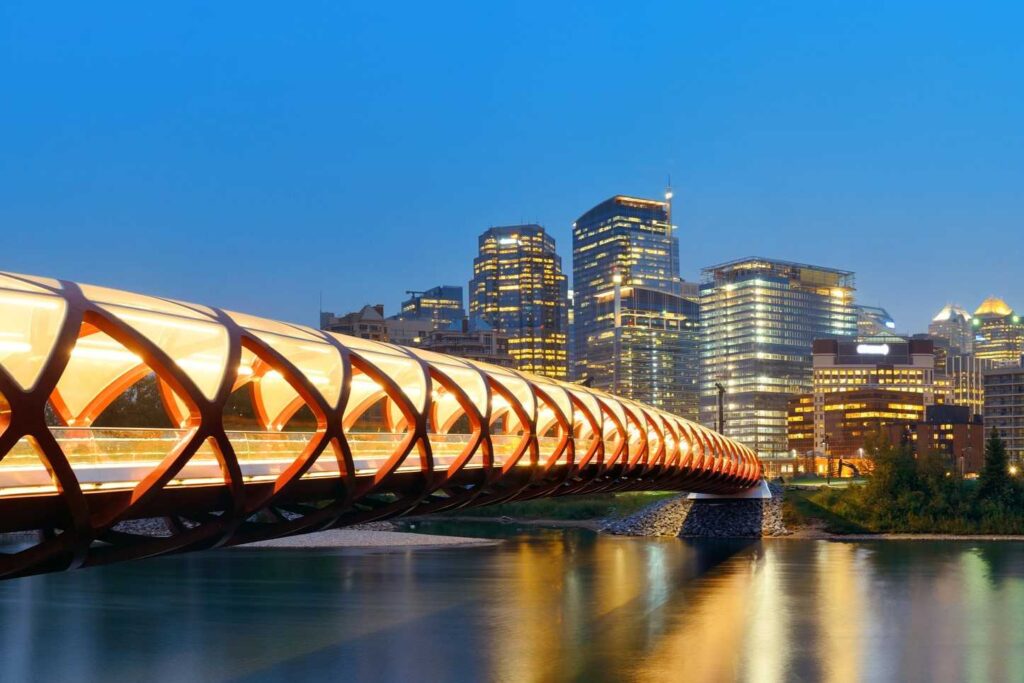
xmin=0 ymin=271 xmax=761 ymax=578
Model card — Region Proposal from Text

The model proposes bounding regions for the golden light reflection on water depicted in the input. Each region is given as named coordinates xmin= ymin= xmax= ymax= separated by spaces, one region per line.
xmin=481 ymin=536 xmax=1024 ymax=683
xmin=8 ymin=531 xmax=1024 ymax=682
xmin=814 ymin=542 xmax=864 ymax=683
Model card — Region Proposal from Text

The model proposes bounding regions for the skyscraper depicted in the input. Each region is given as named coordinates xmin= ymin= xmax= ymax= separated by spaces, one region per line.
xmin=573 ymin=196 xmax=678 ymax=380
xmin=929 ymin=303 xmax=973 ymax=354
xmin=572 ymin=194 xmax=699 ymax=418
xmin=588 ymin=283 xmax=700 ymax=419
xmin=700 ymin=257 xmax=857 ymax=456
xmin=972 ymin=297 xmax=1024 ymax=367
xmin=468 ymin=225 xmax=569 ymax=379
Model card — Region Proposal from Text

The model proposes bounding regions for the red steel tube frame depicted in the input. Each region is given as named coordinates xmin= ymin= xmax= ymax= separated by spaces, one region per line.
xmin=0 ymin=271 xmax=762 ymax=578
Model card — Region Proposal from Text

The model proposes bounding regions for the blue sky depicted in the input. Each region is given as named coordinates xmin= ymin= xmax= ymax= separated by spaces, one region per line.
xmin=2 ymin=1 xmax=1022 ymax=332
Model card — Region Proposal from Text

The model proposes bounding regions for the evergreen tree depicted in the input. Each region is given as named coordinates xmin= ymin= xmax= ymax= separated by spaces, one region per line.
xmin=977 ymin=427 xmax=1013 ymax=504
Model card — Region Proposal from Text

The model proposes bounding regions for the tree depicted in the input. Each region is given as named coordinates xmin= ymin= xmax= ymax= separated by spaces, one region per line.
xmin=977 ymin=427 xmax=1014 ymax=504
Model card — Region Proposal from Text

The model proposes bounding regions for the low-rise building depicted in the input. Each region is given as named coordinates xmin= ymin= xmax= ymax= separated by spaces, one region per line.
xmin=887 ymin=405 xmax=985 ymax=475
xmin=417 ymin=318 xmax=514 ymax=368
xmin=322 ymin=305 xmax=514 ymax=368
xmin=789 ymin=388 xmax=926 ymax=477
xmin=321 ymin=305 xmax=388 ymax=341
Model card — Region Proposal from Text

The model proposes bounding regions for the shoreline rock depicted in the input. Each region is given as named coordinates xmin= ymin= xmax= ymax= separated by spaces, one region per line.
xmin=602 ymin=482 xmax=788 ymax=539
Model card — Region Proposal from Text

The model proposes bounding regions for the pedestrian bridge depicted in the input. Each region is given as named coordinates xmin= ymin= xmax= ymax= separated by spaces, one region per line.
xmin=0 ymin=271 xmax=761 ymax=578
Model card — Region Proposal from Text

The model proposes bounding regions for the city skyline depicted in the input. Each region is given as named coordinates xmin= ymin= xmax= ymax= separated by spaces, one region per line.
xmin=5 ymin=4 xmax=1024 ymax=679
xmin=3 ymin=2 xmax=1023 ymax=334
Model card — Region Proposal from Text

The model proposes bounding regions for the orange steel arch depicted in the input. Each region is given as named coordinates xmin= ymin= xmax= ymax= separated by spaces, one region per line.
xmin=0 ymin=271 xmax=762 ymax=578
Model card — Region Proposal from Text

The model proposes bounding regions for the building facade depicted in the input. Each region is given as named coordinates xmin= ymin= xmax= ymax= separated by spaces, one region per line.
xmin=973 ymin=297 xmax=1024 ymax=367
xmin=396 ymin=286 xmax=465 ymax=329
xmin=572 ymin=195 xmax=678 ymax=381
xmin=321 ymin=305 xmax=388 ymax=341
xmin=984 ymin=365 xmax=1024 ymax=464
xmin=888 ymin=405 xmax=985 ymax=476
xmin=468 ymin=225 xmax=569 ymax=379
xmin=942 ymin=348 xmax=993 ymax=417
xmin=929 ymin=303 xmax=974 ymax=354
xmin=787 ymin=394 xmax=815 ymax=469
xmin=855 ymin=305 xmax=900 ymax=341
xmin=571 ymin=194 xmax=700 ymax=416
xmin=587 ymin=284 xmax=700 ymax=419
xmin=700 ymin=258 xmax=857 ymax=456
xmin=416 ymin=319 xmax=515 ymax=368
xmin=323 ymin=303 xmax=514 ymax=368
xmin=790 ymin=388 xmax=928 ymax=478
xmin=810 ymin=338 xmax=937 ymax=459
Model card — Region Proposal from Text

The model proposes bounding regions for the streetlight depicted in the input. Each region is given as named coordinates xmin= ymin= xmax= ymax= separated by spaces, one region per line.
xmin=823 ymin=434 xmax=832 ymax=485
xmin=612 ymin=271 xmax=622 ymax=395
xmin=714 ymin=382 xmax=726 ymax=434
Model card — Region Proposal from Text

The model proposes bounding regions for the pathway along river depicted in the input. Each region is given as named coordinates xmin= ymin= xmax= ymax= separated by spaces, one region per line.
xmin=3 ymin=523 xmax=1024 ymax=682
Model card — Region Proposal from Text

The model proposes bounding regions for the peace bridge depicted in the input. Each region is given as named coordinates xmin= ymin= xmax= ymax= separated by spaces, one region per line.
xmin=0 ymin=271 xmax=761 ymax=578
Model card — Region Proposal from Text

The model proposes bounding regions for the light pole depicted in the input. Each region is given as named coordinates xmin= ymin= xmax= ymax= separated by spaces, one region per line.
xmin=714 ymin=382 xmax=726 ymax=435
xmin=823 ymin=434 xmax=832 ymax=485
xmin=612 ymin=271 xmax=622 ymax=395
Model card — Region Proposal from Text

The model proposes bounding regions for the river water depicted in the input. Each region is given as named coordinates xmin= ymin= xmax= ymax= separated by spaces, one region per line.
xmin=3 ymin=523 xmax=1024 ymax=682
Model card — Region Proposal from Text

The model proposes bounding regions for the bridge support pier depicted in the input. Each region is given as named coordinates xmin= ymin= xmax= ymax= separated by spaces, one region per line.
xmin=603 ymin=481 xmax=787 ymax=538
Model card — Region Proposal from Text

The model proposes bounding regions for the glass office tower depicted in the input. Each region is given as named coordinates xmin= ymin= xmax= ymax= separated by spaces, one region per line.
xmin=588 ymin=285 xmax=700 ymax=419
xmin=572 ymin=194 xmax=680 ymax=367
xmin=700 ymin=257 xmax=857 ymax=456
xmin=468 ymin=225 xmax=569 ymax=379
xmin=397 ymin=285 xmax=465 ymax=329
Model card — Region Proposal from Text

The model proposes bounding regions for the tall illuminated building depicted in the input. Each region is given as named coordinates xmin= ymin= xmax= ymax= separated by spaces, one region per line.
xmin=572 ymin=193 xmax=699 ymax=418
xmin=929 ymin=303 xmax=973 ymax=354
xmin=587 ymin=284 xmax=700 ymax=419
xmin=468 ymin=225 xmax=569 ymax=379
xmin=572 ymin=195 xmax=678 ymax=379
xmin=700 ymin=258 xmax=857 ymax=456
xmin=972 ymin=297 xmax=1024 ymax=367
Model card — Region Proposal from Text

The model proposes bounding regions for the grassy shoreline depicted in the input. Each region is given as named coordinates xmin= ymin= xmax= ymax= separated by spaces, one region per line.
xmin=783 ymin=485 xmax=1024 ymax=539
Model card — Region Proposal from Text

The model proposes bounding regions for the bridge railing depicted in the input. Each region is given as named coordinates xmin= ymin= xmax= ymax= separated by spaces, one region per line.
xmin=0 ymin=428 xmax=566 ymax=496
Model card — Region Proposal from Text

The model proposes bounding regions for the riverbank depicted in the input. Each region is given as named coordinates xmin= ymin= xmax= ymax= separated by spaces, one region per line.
xmin=421 ymin=515 xmax=604 ymax=531
xmin=782 ymin=486 xmax=1024 ymax=540
xmin=239 ymin=528 xmax=500 ymax=550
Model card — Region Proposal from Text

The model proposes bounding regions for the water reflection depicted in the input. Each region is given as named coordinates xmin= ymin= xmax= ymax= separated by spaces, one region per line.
xmin=3 ymin=529 xmax=1024 ymax=682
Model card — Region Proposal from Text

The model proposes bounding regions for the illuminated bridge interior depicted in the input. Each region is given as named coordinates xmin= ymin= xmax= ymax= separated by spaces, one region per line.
xmin=0 ymin=271 xmax=761 ymax=578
